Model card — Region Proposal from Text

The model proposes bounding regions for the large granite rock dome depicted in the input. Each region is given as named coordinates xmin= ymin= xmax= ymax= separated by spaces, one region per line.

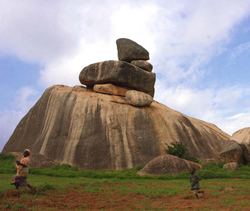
xmin=2 ymin=85 xmax=230 ymax=170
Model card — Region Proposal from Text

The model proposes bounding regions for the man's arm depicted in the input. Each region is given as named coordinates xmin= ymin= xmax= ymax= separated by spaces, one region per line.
xmin=194 ymin=174 xmax=201 ymax=183
xmin=15 ymin=160 xmax=27 ymax=167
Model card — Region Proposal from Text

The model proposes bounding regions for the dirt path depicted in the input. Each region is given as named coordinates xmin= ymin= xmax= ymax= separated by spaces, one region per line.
xmin=1 ymin=185 xmax=250 ymax=211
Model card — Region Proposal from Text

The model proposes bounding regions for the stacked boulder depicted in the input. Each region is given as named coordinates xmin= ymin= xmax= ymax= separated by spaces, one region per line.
xmin=219 ymin=140 xmax=244 ymax=163
xmin=219 ymin=140 xmax=244 ymax=171
xmin=217 ymin=127 xmax=250 ymax=172
xmin=231 ymin=127 xmax=250 ymax=163
xmin=79 ymin=38 xmax=155 ymax=107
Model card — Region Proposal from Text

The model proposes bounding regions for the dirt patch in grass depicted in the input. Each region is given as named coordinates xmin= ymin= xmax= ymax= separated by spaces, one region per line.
xmin=1 ymin=181 xmax=250 ymax=210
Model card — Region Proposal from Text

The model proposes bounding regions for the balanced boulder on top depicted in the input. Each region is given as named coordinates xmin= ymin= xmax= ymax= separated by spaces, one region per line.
xmin=79 ymin=38 xmax=156 ymax=104
xmin=116 ymin=38 xmax=149 ymax=62
xmin=79 ymin=60 xmax=155 ymax=97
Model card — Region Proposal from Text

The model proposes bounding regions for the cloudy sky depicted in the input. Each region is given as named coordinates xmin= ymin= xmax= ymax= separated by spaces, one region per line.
xmin=1 ymin=0 xmax=250 ymax=151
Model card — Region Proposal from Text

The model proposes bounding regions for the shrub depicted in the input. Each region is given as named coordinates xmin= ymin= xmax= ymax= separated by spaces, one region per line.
xmin=165 ymin=142 xmax=199 ymax=163
xmin=135 ymin=165 xmax=145 ymax=171
xmin=0 ymin=153 xmax=16 ymax=174
xmin=0 ymin=154 xmax=16 ymax=160
xmin=165 ymin=142 xmax=187 ymax=159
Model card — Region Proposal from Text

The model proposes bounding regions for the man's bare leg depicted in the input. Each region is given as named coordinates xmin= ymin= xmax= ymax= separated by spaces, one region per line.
xmin=198 ymin=190 xmax=204 ymax=195
xmin=194 ymin=189 xmax=198 ymax=199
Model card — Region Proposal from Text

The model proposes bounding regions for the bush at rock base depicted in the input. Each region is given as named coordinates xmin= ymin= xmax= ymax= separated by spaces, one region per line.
xmin=165 ymin=142 xmax=199 ymax=163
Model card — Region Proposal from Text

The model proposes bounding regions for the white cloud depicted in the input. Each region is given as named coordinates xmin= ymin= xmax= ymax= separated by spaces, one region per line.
xmin=155 ymin=80 xmax=250 ymax=135
xmin=36 ymin=1 xmax=250 ymax=88
xmin=0 ymin=87 xmax=39 ymax=151
xmin=14 ymin=87 xmax=39 ymax=111
xmin=226 ymin=113 xmax=248 ymax=120
xmin=37 ymin=3 xmax=159 ymax=87
xmin=230 ymin=42 xmax=250 ymax=63
xmin=0 ymin=1 xmax=79 ymax=63
xmin=1 ymin=1 xmax=250 ymax=85
xmin=217 ymin=110 xmax=250 ymax=136
xmin=151 ymin=1 xmax=250 ymax=84
xmin=0 ymin=0 xmax=117 ymax=64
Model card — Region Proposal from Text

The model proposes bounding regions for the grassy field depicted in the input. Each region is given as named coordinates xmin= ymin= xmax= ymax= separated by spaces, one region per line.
xmin=1 ymin=154 xmax=250 ymax=210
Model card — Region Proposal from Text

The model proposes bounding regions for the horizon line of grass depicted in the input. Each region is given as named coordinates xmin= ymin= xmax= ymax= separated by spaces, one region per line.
xmin=1 ymin=154 xmax=250 ymax=180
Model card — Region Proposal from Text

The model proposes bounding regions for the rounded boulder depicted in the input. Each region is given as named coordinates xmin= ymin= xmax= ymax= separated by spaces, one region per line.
xmin=223 ymin=162 xmax=239 ymax=172
xmin=137 ymin=155 xmax=202 ymax=175
xmin=125 ymin=90 xmax=153 ymax=107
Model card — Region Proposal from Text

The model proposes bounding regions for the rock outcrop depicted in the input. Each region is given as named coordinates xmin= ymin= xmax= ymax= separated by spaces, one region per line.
xmin=1 ymin=38 xmax=231 ymax=170
xmin=2 ymin=85 xmax=230 ymax=170
xmin=219 ymin=140 xmax=243 ymax=163
xmin=231 ymin=127 xmax=250 ymax=163
xmin=137 ymin=155 xmax=202 ymax=175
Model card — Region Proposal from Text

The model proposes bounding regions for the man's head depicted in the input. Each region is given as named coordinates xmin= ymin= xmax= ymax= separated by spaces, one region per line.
xmin=23 ymin=149 xmax=30 ymax=157
xmin=190 ymin=167 xmax=196 ymax=174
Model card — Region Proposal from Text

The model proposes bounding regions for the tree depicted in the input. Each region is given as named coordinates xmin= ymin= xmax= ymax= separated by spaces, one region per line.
xmin=165 ymin=142 xmax=199 ymax=163
xmin=165 ymin=142 xmax=188 ymax=159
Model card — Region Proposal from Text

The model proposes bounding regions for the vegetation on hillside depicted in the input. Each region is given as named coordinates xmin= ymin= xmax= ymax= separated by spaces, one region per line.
xmin=1 ymin=153 xmax=250 ymax=180
xmin=165 ymin=142 xmax=199 ymax=163
xmin=2 ymin=153 xmax=250 ymax=210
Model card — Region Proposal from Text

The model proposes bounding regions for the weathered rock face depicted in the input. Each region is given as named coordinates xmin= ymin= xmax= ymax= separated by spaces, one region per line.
xmin=125 ymin=90 xmax=153 ymax=107
xmin=2 ymin=85 xmax=230 ymax=170
xmin=231 ymin=127 xmax=250 ymax=163
xmin=219 ymin=140 xmax=243 ymax=163
xmin=223 ymin=162 xmax=239 ymax=172
xmin=10 ymin=152 xmax=57 ymax=168
xmin=79 ymin=60 xmax=155 ymax=97
xmin=116 ymin=38 xmax=149 ymax=62
xmin=137 ymin=155 xmax=202 ymax=175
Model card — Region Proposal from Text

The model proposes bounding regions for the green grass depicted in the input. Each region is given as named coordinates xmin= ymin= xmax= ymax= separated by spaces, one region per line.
xmin=3 ymin=202 xmax=28 ymax=210
xmin=2 ymin=153 xmax=250 ymax=181
xmin=0 ymin=154 xmax=17 ymax=174
xmin=1 ymin=174 xmax=250 ymax=210
xmin=0 ymin=172 xmax=189 ymax=193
